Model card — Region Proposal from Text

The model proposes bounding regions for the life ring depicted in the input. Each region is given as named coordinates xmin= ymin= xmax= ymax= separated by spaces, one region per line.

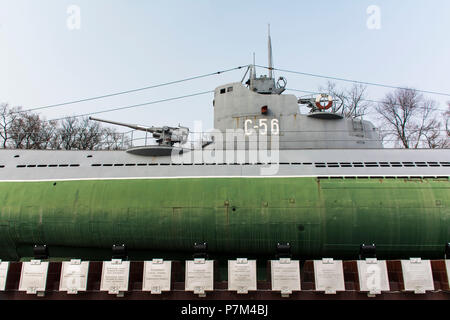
xmin=315 ymin=94 xmax=333 ymax=110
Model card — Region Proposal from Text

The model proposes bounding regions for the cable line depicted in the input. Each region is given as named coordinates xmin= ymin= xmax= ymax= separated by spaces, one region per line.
xmin=48 ymin=91 xmax=214 ymax=122
xmin=256 ymin=65 xmax=450 ymax=97
xmin=20 ymin=65 xmax=248 ymax=114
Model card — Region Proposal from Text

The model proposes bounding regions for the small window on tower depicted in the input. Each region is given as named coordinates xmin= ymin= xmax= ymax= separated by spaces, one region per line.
xmin=220 ymin=88 xmax=226 ymax=94
xmin=227 ymin=87 xmax=233 ymax=92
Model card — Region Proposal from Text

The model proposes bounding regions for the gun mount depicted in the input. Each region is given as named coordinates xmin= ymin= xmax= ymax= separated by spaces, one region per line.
xmin=298 ymin=95 xmax=343 ymax=120
xmin=89 ymin=117 xmax=189 ymax=147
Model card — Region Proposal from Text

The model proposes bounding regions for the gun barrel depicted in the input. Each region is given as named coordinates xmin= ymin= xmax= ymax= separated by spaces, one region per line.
xmin=89 ymin=117 xmax=154 ymax=132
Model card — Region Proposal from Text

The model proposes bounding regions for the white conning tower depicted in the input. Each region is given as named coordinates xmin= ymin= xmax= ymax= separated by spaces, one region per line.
xmin=211 ymin=27 xmax=383 ymax=150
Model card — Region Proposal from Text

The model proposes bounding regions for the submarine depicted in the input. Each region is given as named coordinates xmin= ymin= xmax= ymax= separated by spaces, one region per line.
xmin=0 ymin=35 xmax=449 ymax=262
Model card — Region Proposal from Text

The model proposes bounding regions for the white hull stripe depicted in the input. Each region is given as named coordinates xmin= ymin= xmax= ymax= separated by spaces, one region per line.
xmin=0 ymin=175 xmax=447 ymax=183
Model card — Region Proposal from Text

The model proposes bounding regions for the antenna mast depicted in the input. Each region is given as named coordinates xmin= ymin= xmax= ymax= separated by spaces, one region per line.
xmin=252 ymin=52 xmax=256 ymax=79
xmin=268 ymin=24 xmax=273 ymax=79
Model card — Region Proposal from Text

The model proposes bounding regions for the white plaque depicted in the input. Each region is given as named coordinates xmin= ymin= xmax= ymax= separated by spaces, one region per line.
xmin=185 ymin=259 xmax=214 ymax=296
xmin=228 ymin=259 xmax=257 ymax=294
xmin=59 ymin=260 xmax=90 ymax=294
xmin=19 ymin=260 xmax=49 ymax=295
xmin=100 ymin=259 xmax=130 ymax=295
xmin=314 ymin=259 xmax=345 ymax=294
xmin=357 ymin=259 xmax=390 ymax=295
xmin=271 ymin=259 xmax=301 ymax=296
xmin=0 ymin=261 xmax=9 ymax=291
xmin=143 ymin=259 xmax=172 ymax=294
xmin=446 ymin=260 xmax=450 ymax=287
xmin=401 ymin=258 xmax=434 ymax=294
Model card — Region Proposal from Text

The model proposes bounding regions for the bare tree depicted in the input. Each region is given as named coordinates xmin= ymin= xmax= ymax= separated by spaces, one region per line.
xmin=8 ymin=112 xmax=50 ymax=149
xmin=101 ymin=127 xmax=125 ymax=150
xmin=77 ymin=117 xmax=103 ymax=150
xmin=36 ymin=120 xmax=59 ymax=150
xmin=0 ymin=104 xmax=21 ymax=148
xmin=0 ymin=104 xmax=133 ymax=151
xmin=57 ymin=117 xmax=105 ymax=150
xmin=446 ymin=103 xmax=450 ymax=138
xmin=58 ymin=117 xmax=81 ymax=150
xmin=376 ymin=88 xmax=447 ymax=148
xmin=320 ymin=82 xmax=372 ymax=118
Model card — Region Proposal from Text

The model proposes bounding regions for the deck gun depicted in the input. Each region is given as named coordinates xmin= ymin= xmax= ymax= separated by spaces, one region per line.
xmin=89 ymin=117 xmax=189 ymax=147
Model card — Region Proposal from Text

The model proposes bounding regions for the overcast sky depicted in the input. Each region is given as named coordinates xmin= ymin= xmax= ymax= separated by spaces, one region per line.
xmin=1 ymin=0 xmax=449 ymax=132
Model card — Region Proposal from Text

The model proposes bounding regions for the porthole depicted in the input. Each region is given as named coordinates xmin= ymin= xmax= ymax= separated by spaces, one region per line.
xmin=427 ymin=162 xmax=440 ymax=167
xmin=415 ymin=162 xmax=427 ymax=167
xmin=390 ymin=162 xmax=402 ymax=167
xmin=364 ymin=162 xmax=379 ymax=167
xmin=327 ymin=163 xmax=339 ymax=168
xmin=315 ymin=163 xmax=326 ymax=168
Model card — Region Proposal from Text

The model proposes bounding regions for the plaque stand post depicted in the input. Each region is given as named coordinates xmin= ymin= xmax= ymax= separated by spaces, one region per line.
xmin=151 ymin=286 xmax=162 ymax=295
xmin=194 ymin=287 xmax=206 ymax=297
xmin=68 ymin=288 xmax=78 ymax=295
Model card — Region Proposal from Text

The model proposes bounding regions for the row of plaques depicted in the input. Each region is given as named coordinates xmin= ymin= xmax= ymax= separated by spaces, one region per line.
xmin=0 ymin=258 xmax=448 ymax=297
